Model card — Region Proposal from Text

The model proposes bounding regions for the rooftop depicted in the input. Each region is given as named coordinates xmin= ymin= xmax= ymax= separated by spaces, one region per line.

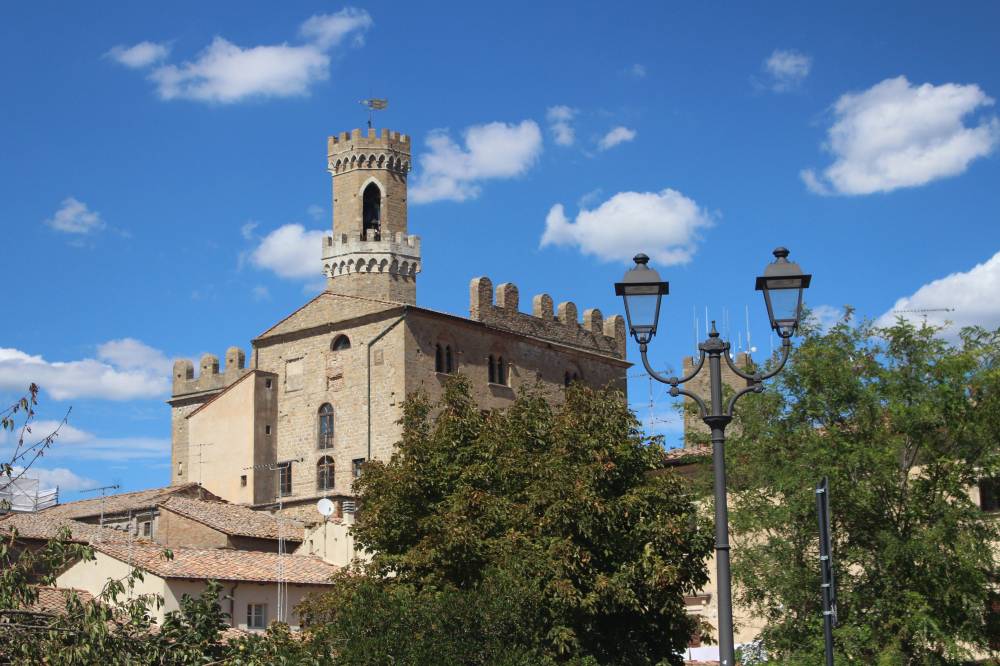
xmin=94 ymin=542 xmax=339 ymax=585
xmin=158 ymin=496 xmax=305 ymax=542
xmin=42 ymin=483 xmax=222 ymax=520
xmin=0 ymin=512 xmax=137 ymax=544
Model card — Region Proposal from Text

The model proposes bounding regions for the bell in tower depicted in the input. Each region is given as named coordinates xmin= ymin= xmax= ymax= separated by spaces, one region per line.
xmin=321 ymin=128 xmax=421 ymax=304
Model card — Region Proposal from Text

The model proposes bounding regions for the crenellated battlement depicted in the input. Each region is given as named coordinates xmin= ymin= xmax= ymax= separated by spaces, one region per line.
xmin=321 ymin=230 xmax=422 ymax=279
xmin=172 ymin=346 xmax=250 ymax=397
xmin=469 ymin=277 xmax=626 ymax=359
xmin=328 ymin=128 xmax=411 ymax=175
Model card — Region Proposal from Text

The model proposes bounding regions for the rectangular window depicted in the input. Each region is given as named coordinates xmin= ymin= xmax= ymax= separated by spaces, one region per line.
xmin=265 ymin=378 xmax=272 ymax=389
xmin=141 ymin=521 xmax=152 ymax=537
xmin=240 ymin=475 xmax=247 ymax=487
xmin=980 ymin=477 xmax=999 ymax=512
xmin=247 ymin=603 xmax=267 ymax=629
xmin=352 ymin=458 xmax=365 ymax=479
xmin=265 ymin=424 xmax=272 ymax=436
xmin=278 ymin=462 xmax=292 ymax=497
xmin=285 ymin=358 xmax=303 ymax=392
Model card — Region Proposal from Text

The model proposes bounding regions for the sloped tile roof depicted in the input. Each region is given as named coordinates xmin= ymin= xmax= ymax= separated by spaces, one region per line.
xmin=28 ymin=586 xmax=95 ymax=613
xmin=0 ymin=512 xmax=137 ymax=544
xmin=158 ymin=496 xmax=305 ymax=542
xmin=42 ymin=483 xmax=223 ymax=519
xmin=94 ymin=542 xmax=339 ymax=585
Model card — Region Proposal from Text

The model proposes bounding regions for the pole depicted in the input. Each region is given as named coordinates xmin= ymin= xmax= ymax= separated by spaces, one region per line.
xmin=704 ymin=345 xmax=736 ymax=666
xmin=817 ymin=477 xmax=835 ymax=666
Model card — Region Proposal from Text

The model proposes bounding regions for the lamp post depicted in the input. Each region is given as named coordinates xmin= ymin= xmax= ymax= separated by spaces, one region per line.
xmin=615 ymin=248 xmax=811 ymax=666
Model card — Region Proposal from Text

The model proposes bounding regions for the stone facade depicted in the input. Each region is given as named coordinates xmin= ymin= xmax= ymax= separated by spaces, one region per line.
xmin=169 ymin=126 xmax=630 ymax=513
xmin=681 ymin=351 xmax=751 ymax=443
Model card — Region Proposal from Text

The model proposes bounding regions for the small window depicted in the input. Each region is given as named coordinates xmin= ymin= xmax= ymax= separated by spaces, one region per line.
xmin=141 ymin=521 xmax=152 ymax=537
xmin=435 ymin=344 xmax=444 ymax=373
xmin=564 ymin=370 xmax=580 ymax=387
xmin=488 ymin=355 xmax=496 ymax=384
xmin=317 ymin=456 xmax=335 ymax=491
xmin=265 ymin=424 xmax=272 ymax=436
xmin=240 ymin=475 xmax=247 ymax=487
xmin=318 ymin=403 xmax=334 ymax=449
xmin=178 ymin=461 xmax=184 ymax=477
xmin=265 ymin=378 xmax=273 ymax=389
xmin=980 ymin=477 xmax=999 ymax=512
xmin=331 ymin=335 xmax=351 ymax=351
xmin=352 ymin=458 xmax=365 ymax=479
xmin=278 ymin=462 xmax=292 ymax=497
xmin=446 ymin=346 xmax=454 ymax=374
xmin=247 ymin=603 xmax=268 ymax=630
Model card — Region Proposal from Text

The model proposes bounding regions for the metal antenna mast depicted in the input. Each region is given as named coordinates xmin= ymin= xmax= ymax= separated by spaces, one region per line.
xmin=359 ymin=98 xmax=388 ymax=129
xmin=78 ymin=484 xmax=121 ymax=534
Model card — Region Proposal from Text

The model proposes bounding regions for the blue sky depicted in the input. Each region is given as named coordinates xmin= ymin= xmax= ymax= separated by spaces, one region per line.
xmin=3 ymin=1 xmax=1000 ymax=500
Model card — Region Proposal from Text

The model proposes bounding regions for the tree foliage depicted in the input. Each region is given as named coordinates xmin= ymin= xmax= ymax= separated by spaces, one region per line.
xmin=316 ymin=377 xmax=714 ymax=665
xmin=726 ymin=314 xmax=1000 ymax=664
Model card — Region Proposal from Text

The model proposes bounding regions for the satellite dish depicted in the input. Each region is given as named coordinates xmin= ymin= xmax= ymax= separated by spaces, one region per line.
xmin=316 ymin=498 xmax=335 ymax=517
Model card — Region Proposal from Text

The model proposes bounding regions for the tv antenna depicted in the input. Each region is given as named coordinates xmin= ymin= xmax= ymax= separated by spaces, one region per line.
xmin=359 ymin=98 xmax=388 ymax=129
xmin=79 ymin=484 xmax=121 ymax=532
xmin=891 ymin=307 xmax=956 ymax=324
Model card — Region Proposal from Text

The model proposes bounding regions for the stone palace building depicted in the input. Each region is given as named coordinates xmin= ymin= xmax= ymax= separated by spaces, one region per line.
xmin=167 ymin=126 xmax=630 ymax=517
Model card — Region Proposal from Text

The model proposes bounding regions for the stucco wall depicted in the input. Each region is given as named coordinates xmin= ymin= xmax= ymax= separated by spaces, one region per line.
xmin=56 ymin=551 xmax=168 ymax=622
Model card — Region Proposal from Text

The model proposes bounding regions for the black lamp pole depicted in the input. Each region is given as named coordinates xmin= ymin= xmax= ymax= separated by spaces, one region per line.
xmin=616 ymin=248 xmax=811 ymax=666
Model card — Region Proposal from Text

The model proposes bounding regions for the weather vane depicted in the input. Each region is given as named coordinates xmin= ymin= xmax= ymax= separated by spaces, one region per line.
xmin=359 ymin=98 xmax=388 ymax=129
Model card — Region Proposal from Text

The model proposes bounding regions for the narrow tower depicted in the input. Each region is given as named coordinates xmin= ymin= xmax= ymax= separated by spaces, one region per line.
xmin=321 ymin=128 xmax=421 ymax=304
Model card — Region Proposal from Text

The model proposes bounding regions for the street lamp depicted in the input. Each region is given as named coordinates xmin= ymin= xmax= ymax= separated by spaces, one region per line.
xmin=615 ymin=246 xmax=811 ymax=666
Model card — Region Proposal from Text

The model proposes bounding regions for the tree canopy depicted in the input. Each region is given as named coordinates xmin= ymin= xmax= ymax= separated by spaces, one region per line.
xmin=725 ymin=314 xmax=1000 ymax=664
xmin=304 ymin=377 xmax=714 ymax=665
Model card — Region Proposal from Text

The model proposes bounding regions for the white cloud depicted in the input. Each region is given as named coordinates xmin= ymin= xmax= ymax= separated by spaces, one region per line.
xmin=546 ymin=106 xmax=577 ymax=146
xmin=120 ymin=9 xmax=371 ymax=104
xmin=306 ymin=204 xmax=324 ymax=220
xmin=252 ymin=285 xmax=271 ymax=301
xmin=597 ymin=126 xmax=637 ymax=151
xmin=249 ymin=223 xmax=325 ymax=279
xmin=540 ymin=189 xmax=713 ymax=265
xmin=762 ymin=49 xmax=811 ymax=92
xmin=1 ymin=420 xmax=169 ymax=463
xmin=106 ymin=41 xmax=170 ymax=68
xmin=876 ymin=250 xmax=1000 ymax=332
xmin=410 ymin=120 xmax=543 ymax=203
xmin=240 ymin=221 xmax=259 ymax=241
xmin=0 ymin=340 xmax=171 ymax=401
xmin=626 ymin=63 xmax=647 ymax=79
xmin=10 ymin=467 xmax=96 ymax=492
xmin=299 ymin=8 xmax=373 ymax=49
xmin=802 ymin=76 xmax=1000 ymax=195
xmin=807 ymin=304 xmax=844 ymax=332
xmin=44 ymin=197 xmax=104 ymax=234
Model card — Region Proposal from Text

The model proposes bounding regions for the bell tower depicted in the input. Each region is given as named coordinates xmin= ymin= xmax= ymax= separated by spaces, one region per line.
xmin=321 ymin=128 xmax=421 ymax=304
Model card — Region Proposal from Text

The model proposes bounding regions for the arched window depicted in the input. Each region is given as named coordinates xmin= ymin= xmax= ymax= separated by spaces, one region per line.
xmin=318 ymin=403 xmax=334 ymax=449
xmin=564 ymin=370 xmax=581 ymax=387
xmin=362 ymin=182 xmax=381 ymax=240
xmin=331 ymin=335 xmax=351 ymax=351
xmin=489 ymin=356 xmax=507 ymax=385
xmin=435 ymin=344 xmax=455 ymax=374
xmin=317 ymin=456 xmax=335 ymax=491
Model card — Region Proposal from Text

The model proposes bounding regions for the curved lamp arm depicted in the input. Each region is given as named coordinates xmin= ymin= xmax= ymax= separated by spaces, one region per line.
xmin=723 ymin=337 xmax=792 ymax=383
xmin=670 ymin=386 xmax=708 ymax=419
xmin=639 ymin=345 xmax=706 ymax=387
xmin=725 ymin=383 xmax=764 ymax=416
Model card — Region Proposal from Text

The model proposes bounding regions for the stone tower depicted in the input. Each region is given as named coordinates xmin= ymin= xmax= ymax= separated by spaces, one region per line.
xmin=321 ymin=128 xmax=421 ymax=304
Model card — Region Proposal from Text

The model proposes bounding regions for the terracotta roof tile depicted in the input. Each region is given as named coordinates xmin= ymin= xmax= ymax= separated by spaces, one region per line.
xmin=27 ymin=586 xmax=95 ymax=613
xmin=0 ymin=512 xmax=137 ymax=544
xmin=94 ymin=542 xmax=339 ymax=585
xmin=158 ymin=497 xmax=304 ymax=542
xmin=43 ymin=483 xmax=223 ymax=519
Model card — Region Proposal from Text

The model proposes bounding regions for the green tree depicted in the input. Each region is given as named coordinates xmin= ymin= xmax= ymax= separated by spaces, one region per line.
xmin=308 ymin=377 xmax=713 ymax=665
xmin=726 ymin=314 xmax=1000 ymax=664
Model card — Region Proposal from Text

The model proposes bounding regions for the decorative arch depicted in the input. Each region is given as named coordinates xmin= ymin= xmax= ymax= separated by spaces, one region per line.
xmin=435 ymin=343 xmax=456 ymax=374
xmin=360 ymin=179 xmax=384 ymax=241
xmin=489 ymin=354 xmax=508 ymax=386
